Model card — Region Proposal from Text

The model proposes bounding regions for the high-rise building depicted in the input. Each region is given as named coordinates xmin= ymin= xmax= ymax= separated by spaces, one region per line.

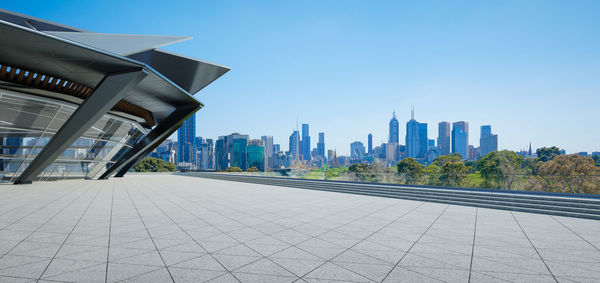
xmin=289 ymin=130 xmax=300 ymax=160
xmin=261 ymin=136 xmax=274 ymax=170
xmin=247 ymin=139 xmax=265 ymax=171
xmin=317 ymin=132 xmax=325 ymax=161
xmin=215 ymin=137 xmax=228 ymax=171
xmin=405 ymin=108 xmax=427 ymax=159
xmin=177 ymin=113 xmax=196 ymax=168
xmin=232 ymin=136 xmax=248 ymax=170
xmin=386 ymin=142 xmax=398 ymax=165
xmin=367 ymin=133 xmax=373 ymax=154
xmin=438 ymin=122 xmax=451 ymax=156
xmin=199 ymin=138 xmax=214 ymax=170
xmin=479 ymin=125 xmax=498 ymax=157
xmin=273 ymin=144 xmax=280 ymax=153
xmin=452 ymin=121 xmax=469 ymax=159
xmin=350 ymin=141 xmax=365 ymax=160
xmin=301 ymin=124 xmax=311 ymax=161
xmin=467 ymin=145 xmax=480 ymax=161
xmin=388 ymin=111 xmax=399 ymax=143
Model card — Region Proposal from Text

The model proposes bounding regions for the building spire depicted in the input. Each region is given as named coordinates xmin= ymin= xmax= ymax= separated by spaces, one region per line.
xmin=411 ymin=105 xmax=414 ymax=120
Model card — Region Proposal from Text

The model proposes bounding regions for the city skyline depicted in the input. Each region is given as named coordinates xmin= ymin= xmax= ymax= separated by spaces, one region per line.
xmin=9 ymin=1 xmax=599 ymax=155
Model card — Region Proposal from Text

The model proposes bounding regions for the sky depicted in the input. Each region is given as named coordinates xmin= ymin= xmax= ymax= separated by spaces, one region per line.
xmin=4 ymin=0 xmax=600 ymax=155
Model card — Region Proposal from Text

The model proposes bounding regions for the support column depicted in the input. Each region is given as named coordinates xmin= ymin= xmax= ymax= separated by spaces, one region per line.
xmin=98 ymin=104 xmax=199 ymax=179
xmin=14 ymin=69 xmax=147 ymax=184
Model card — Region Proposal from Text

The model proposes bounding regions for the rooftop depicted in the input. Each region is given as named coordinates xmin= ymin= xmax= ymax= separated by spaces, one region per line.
xmin=0 ymin=174 xmax=598 ymax=282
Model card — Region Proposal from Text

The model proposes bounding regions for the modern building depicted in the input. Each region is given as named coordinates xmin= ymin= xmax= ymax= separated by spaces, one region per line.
xmin=386 ymin=142 xmax=398 ymax=165
xmin=231 ymin=135 xmax=249 ymax=170
xmin=368 ymin=133 xmax=373 ymax=154
xmin=177 ymin=114 xmax=196 ymax=169
xmin=405 ymin=108 xmax=427 ymax=159
xmin=388 ymin=111 xmax=399 ymax=143
xmin=317 ymin=132 xmax=325 ymax=161
xmin=480 ymin=125 xmax=498 ymax=157
xmin=0 ymin=10 xmax=229 ymax=183
xmin=350 ymin=141 xmax=365 ymax=160
xmin=197 ymin=138 xmax=214 ymax=170
xmin=452 ymin=121 xmax=469 ymax=159
xmin=438 ymin=122 xmax=451 ymax=156
xmin=260 ymin=135 xmax=273 ymax=170
xmin=289 ymin=130 xmax=300 ymax=161
xmin=247 ymin=139 xmax=265 ymax=171
xmin=301 ymin=124 xmax=311 ymax=161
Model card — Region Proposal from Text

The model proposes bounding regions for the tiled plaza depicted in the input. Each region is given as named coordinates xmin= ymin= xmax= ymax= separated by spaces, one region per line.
xmin=0 ymin=174 xmax=598 ymax=282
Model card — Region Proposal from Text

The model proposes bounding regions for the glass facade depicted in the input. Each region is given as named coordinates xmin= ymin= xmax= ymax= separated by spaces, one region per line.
xmin=0 ymin=90 xmax=147 ymax=182
xmin=247 ymin=145 xmax=264 ymax=171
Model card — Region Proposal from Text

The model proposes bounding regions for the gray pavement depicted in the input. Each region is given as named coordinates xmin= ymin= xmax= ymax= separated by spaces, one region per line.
xmin=0 ymin=174 xmax=598 ymax=283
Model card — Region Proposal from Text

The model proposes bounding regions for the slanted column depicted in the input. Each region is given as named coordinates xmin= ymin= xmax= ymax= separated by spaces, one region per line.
xmin=98 ymin=105 xmax=199 ymax=180
xmin=14 ymin=69 xmax=147 ymax=184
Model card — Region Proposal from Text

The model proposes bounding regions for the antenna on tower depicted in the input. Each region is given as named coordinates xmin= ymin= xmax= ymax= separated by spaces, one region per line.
xmin=411 ymin=105 xmax=415 ymax=120
xmin=296 ymin=115 xmax=298 ymax=131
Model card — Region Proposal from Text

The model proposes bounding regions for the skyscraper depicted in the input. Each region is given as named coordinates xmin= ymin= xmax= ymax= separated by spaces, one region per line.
xmin=301 ymin=124 xmax=311 ymax=161
xmin=215 ymin=133 xmax=248 ymax=171
xmin=261 ymin=135 xmax=274 ymax=170
xmin=405 ymin=108 xmax=427 ymax=159
xmin=480 ymin=125 xmax=498 ymax=157
xmin=289 ymin=130 xmax=300 ymax=160
xmin=367 ymin=133 xmax=373 ymax=154
xmin=388 ymin=111 xmax=399 ymax=143
xmin=350 ymin=141 xmax=365 ymax=160
xmin=438 ymin=122 xmax=451 ymax=156
xmin=317 ymin=132 xmax=325 ymax=161
xmin=177 ymin=113 xmax=196 ymax=167
xmin=232 ymin=136 xmax=248 ymax=170
xmin=452 ymin=121 xmax=469 ymax=159
xmin=247 ymin=139 xmax=265 ymax=171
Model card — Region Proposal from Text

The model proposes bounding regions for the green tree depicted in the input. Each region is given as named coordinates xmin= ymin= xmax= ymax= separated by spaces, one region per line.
xmin=439 ymin=161 xmax=469 ymax=187
xmin=478 ymin=150 xmax=523 ymax=189
xmin=133 ymin=157 xmax=177 ymax=172
xmin=349 ymin=163 xmax=375 ymax=182
xmin=536 ymin=146 xmax=561 ymax=162
xmin=432 ymin=153 xmax=463 ymax=168
xmin=533 ymin=155 xmax=600 ymax=194
xmin=225 ymin=166 xmax=243 ymax=172
xmin=246 ymin=166 xmax=259 ymax=172
xmin=396 ymin=158 xmax=424 ymax=184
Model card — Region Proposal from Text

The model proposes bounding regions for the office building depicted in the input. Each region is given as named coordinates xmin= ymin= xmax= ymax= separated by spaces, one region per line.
xmin=317 ymin=132 xmax=325 ymax=161
xmin=0 ymin=10 xmax=228 ymax=183
xmin=301 ymin=124 xmax=311 ymax=161
xmin=480 ymin=125 xmax=498 ymax=157
xmin=386 ymin=142 xmax=398 ymax=165
xmin=438 ymin=122 xmax=451 ymax=156
xmin=405 ymin=108 xmax=427 ymax=159
xmin=232 ymin=135 xmax=248 ymax=170
xmin=389 ymin=111 xmax=399 ymax=143
xmin=368 ymin=133 xmax=373 ymax=154
xmin=261 ymin=135 xmax=274 ymax=170
xmin=177 ymin=114 xmax=196 ymax=169
xmin=289 ymin=130 xmax=300 ymax=161
xmin=350 ymin=141 xmax=365 ymax=160
xmin=247 ymin=139 xmax=265 ymax=171
xmin=452 ymin=121 xmax=469 ymax=159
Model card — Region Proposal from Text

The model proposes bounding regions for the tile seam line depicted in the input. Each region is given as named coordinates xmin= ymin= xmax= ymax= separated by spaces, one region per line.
xmin=550 ymin=216 xmax=600 ymax=251
xmin=149 ymin=177 xmax=406 ymax=280
xmin=468 ymin=208 xmax=478 ymax=283
xmin=294 ymin=202 xmax=425 ymax=282
xmin=121 ymin=181 xmax=176 ymax=283
xmin=380 ymin=205 xmax=450 ymax=282
xmin=510 ymin=212 xmax=558 ymax=283
xmin=105 ymin=179 xmax=115 ymax=283
xmin=36 ymin=180 xmax=105 ymax=280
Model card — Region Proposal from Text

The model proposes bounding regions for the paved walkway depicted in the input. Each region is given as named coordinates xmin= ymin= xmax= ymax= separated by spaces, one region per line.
xmin=0 ymin=174 xmax=598 ymax=282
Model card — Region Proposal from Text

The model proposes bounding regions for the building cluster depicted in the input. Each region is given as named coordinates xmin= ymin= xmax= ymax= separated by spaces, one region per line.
xmin=149 ymin=108 xmax=600 ymax=172
xmin=349 ymin=108 xmax=499 ymax=166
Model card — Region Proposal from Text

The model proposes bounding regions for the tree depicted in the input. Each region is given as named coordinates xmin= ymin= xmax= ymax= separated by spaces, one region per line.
xmin=396 ymin=158 xmax=424 ymax=184
xmin=133 ymin=157 xmax=177 ymax=172
xmin=536 ymin=146 xmax=561 ymax=162
xmin=246 ymin=166 xmax=259 ymax=172
xmin=478 ymin=150 xmax=523 ymax=189
xmin=225 ymin=166 xmax=243 ymax=172
xmin=533 ymin=155 xmax=600 ymax=194
xmin=593 ymin=155 xmax=600 ymax=167
xmin=439 ymin=161 xmax=469 ymax=187
xmin=432 ymin=153 xmax=462 ymax=168
xmin=349 ymin=163 xmax=376 ymax=182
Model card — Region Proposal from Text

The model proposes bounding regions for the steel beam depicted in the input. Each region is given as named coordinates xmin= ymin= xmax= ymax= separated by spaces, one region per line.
xmin=14 ymin=69 xmax=147 ymax=184
xmin=98 ymin=104 xmax=199 ymax=179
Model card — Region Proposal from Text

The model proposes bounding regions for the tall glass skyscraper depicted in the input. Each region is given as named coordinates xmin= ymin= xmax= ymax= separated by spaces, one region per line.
xmin=317 ymin=132 xmax=325 ymax=161
xmin=438 ymin=122 xmax=451 ymax=156
xmin=368 ymin=133 xmax=373 ymax=154
xmin=480 ymin=125 xmax=498 ymax=157
xmin=247 ymin=139 xmax=265 ymax=171
xmin=177 ymin=113 xmax=196 ymax=166
xmin=289 ymin=130 xmax=300 ymax=160
xmin=232 ymin=136 xmax=248 ymax=170
xmin=301 ymin=124 xmax=311 ymax=161
xmin=389 ymin=111 xmax=399 ymax=143
xmin=405 ymin=109 xmax=427 ymax=159
xmin=452 ymin=121 xmax=469 ymax=159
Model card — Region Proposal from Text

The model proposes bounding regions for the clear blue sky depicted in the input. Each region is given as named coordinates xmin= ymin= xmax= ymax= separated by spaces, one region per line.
xmin=5 ymin=1 xmax=600 ymax=155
